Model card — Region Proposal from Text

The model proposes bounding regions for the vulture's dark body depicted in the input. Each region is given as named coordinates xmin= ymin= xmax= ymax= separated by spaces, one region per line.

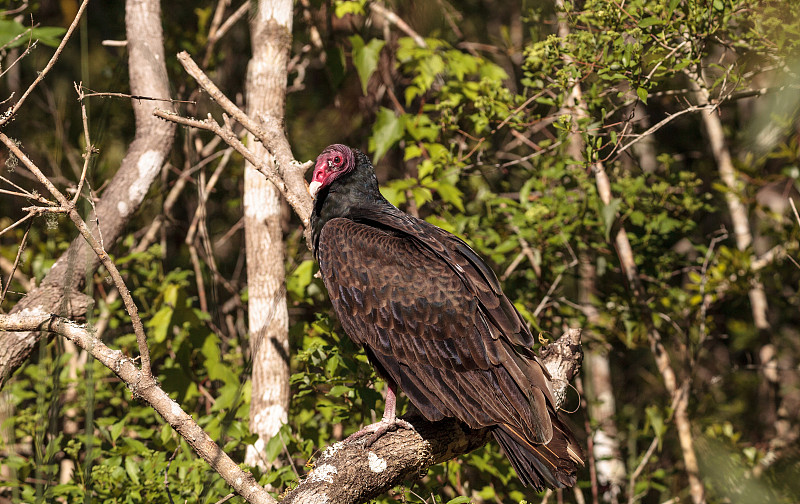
xmin=310 ymin=148 xmax=581 ymax=489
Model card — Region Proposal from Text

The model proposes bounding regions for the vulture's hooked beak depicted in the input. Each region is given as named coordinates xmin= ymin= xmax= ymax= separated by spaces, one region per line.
xmin=308 ymin=181 xmax=322 ymax=199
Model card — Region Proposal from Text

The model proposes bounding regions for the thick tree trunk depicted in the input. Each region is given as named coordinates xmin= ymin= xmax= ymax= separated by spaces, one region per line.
xmin=243 ymin=0 xmax=293 ymax=469
xmin=0 ymin=0 xmax=176 ymax=388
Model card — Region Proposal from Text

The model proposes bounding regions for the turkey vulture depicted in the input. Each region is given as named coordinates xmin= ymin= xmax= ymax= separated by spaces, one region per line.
xmin=309 ymin=144 xmax=583 ymax=489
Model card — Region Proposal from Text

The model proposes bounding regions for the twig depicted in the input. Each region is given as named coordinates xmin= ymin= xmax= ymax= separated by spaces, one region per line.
xmin=164 ymin=447 xmax=179 ymax=504
xmin=78 ymin=86 xmax=195 ymax=105
xmin=0 ymin=175 xmax=56 ymax=205
xmin=0 ymin=211 xmax=34 ymax=239
xmin=72 ymin=82 xmax=95 ymax=207
xmin=500 ymin=251 xmax=525 ymax=281
xmin=626 ymin=437 xmax=659 ymax=504
xmin=0 ymin=188 xmax=52 ymax=204
xmin=203 ymin=1 xmax=249 ymax=68
xmin=154 ymin=51 xmax=313 ymax=229
xmin=533 ymin=272 xmax=564 ymax=318
xmin=213 ymin=494 xmax=236 ymax=504
xmin=0 ymin=255 xmax=32 ymax=292
xmin=0 ymin=0 xmax=91 ymax=128
xmin=0 ymin=221 xmax=31 ymax=305
xmin=697 ymin=230 xmax=728 ymax=349
xmin=0 ymin=35 xmax=36 ymax=80
xmin=1 ymin=2 xmax=30 ymax=16
xmin=612 ymin=104 xmax=714 ymax=159
xmin=214 ymin=2 xmax=249 ymax=43
xmin=369 ymin=2 xmax=427 ymax=48
xmin=154 ymin=109 xmax=311 ymax=227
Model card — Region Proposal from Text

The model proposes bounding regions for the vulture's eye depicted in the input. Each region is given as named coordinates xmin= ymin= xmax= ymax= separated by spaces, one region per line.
xmin=334 ymin=156 xmax=342 ymax=164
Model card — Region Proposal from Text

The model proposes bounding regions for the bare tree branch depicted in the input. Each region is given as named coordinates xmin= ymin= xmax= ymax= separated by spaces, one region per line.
xmin=154 ymin=51 xmax=314 ymax=238
xmin=0 ymin=312 xmax=279 ymax=504
xmin=0 ymin=133 xmax=153 ymax=375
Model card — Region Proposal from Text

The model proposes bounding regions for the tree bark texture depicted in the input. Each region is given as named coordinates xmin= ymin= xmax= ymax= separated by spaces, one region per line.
xmin=242 ymin=0 xmax=292 ymax=469
xmin=0 ymin=0 xmax=176 ymax=388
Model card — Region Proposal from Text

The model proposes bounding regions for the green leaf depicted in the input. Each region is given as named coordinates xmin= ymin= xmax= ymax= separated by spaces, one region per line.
xmin=334 ymin=0 xmax=366 ymax=18
xmin=163 ymin=283 xmax=179 ymax=307
xmin=445 ymin=497 xmax=472 ymax=504
xmin=287 ymin=260 xmax=316 ymax=300
xmin=264 ymin=424 xmax=288 ymax=462
xmin=636 ymin=87 xmax=648 ymax=104
xmin=110 ymin=419 xmax=126 ymax=442
xmin=645 ymin=405 xmax=667 ymax=449
xmin=417 ymin=159 xmax=435 ymax=180
xmin=432 ymin=182 xmax=464 ymax=211
xmin=0 ymin=21 xmax=66 ymax=48
xmin=638 ymin=16 xmax=662 ymax=28
xmin=328 ymin=385 xmax=352 ymax=397
xmin=148 ymin=306 xmax=173 ymax=343
xmin=350 ymin=35 xmax=385 ymax=95
xmin=124 ymin=457 xmax=141 ymax=485
xmin=368 ymin=107 xmax=405 ymax=162
xmin=411 ymin=186 xmax=433 ymax=208
xmin=31 ymin=26 xmax=67 ymax=48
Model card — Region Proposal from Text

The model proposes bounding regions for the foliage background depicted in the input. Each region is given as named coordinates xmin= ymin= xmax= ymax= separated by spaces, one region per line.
xmin=1 ymin=0 xmax=799 ymax=503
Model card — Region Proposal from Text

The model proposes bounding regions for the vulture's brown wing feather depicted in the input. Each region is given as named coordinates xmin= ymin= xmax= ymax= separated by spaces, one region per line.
xmin=317 ymin=214 xmax=555 ymax=443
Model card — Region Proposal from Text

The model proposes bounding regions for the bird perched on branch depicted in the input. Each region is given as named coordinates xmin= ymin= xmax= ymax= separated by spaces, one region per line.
xmin=309 ymin=144 xmax=583 ymax=490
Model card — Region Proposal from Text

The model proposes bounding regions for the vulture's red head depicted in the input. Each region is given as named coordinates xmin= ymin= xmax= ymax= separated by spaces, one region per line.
xmin=309 ymin=144 xmax=355 ymax=199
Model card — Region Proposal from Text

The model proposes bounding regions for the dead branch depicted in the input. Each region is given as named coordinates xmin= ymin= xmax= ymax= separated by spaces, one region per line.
xmin=0 ymin=312 xmax=279 ymax=504
xmin=0 ymin=133 xmax=153 ymax=376
xmin=153 ymin=51 xmax=314 ymax=236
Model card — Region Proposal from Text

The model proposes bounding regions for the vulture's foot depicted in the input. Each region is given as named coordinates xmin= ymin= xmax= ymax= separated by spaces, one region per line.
xmin=346 ymin=418 xmax=415 ymax=446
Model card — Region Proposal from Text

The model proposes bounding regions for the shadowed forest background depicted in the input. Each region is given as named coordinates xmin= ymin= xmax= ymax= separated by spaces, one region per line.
xmin=1 ymin=0 xmax=799 ymax=503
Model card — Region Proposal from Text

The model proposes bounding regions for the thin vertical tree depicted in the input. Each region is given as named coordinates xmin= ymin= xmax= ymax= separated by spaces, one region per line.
xmin=243 ymin=0 xmax=293 ymax=469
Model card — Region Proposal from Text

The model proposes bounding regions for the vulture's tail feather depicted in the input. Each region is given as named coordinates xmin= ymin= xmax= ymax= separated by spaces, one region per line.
xmin=493 ymin=419 xmax=583 ymax=490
